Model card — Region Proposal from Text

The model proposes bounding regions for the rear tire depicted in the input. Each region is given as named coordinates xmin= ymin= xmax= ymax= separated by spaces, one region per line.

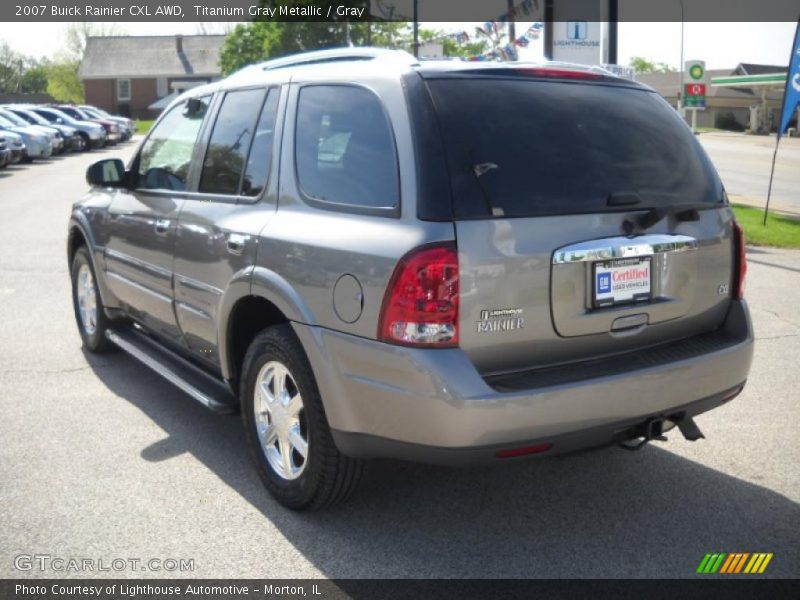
xmin=241 ymin=325 xmax=363 ymax=510
xmin=70 ymin=246 xmax=113 ymax=353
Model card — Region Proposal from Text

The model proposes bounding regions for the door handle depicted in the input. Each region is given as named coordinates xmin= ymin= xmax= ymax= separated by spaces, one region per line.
xmin=154 ymin=219 xmax=170 ymax=234
xmin=226 ymin=233 xmax=248 ymax=255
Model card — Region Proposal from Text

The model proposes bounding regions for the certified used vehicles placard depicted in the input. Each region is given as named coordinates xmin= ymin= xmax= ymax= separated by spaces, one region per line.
xmin=593 ymin=257 xmax=652 ymax=307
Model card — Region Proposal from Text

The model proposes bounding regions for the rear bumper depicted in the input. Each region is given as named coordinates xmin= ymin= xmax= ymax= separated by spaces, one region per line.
xmin=294 ymin=300 xmax=754 ymax=464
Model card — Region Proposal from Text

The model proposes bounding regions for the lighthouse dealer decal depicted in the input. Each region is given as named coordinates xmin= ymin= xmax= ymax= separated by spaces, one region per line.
xmin=593 ymin=257 xmax=652 ymax=307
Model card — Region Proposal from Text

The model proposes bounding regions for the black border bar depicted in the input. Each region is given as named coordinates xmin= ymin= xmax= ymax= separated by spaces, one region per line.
xmin=3 ymin=579 xmax=799 ymax=600
xmin=2 ymin=0 xmax=800 ymax=22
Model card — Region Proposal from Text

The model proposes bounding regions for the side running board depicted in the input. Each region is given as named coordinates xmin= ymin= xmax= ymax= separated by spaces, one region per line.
xmin=105 ymin=328 xmax=237 ymax=414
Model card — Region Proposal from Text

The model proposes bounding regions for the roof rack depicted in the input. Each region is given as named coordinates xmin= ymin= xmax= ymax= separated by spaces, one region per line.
xmin=229 ymin=47 xmax=417 ymax=79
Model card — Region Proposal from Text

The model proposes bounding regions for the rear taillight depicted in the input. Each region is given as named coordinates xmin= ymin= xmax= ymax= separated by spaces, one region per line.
xmin=378 ymin=243 xmax=459 ymax=347
xmin=733 ymin=222 xmax=747 ymax=299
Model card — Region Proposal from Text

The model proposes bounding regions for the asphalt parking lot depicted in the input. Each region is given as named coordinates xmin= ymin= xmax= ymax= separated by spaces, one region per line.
xmin=0 ymin=140 xmax=798 ymax=579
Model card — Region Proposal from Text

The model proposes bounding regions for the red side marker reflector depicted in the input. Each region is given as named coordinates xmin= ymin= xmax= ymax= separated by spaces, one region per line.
xmin=495 ymin=443 xmax=553 ymax=458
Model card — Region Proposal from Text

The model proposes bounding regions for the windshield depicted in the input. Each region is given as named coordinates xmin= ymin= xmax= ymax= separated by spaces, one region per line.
xmin=39 ymin=109 xmax=75 ymax=125
xmin=0 ymin=110 xmax=29 ymax=127
xmin=58 ymin=107 xmax=85 ymax=120
xmin=20 ymin=110 xmax=50 ymax=126
xmin=0 ymin=114 xmax=17 ymax=128
xmin=426 ymin=78 xmax=723 ymax=218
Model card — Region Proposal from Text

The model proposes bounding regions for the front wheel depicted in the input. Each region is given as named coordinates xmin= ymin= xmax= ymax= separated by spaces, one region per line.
xmin=241 ymin=325 xmax=363 ymax=510
xmin=70 ymin=246 xmax=113 ymax=353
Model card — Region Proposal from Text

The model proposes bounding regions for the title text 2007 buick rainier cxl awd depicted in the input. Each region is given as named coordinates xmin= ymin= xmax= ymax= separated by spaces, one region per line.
xmin=68 ymin=49 xmax=753 ymax=510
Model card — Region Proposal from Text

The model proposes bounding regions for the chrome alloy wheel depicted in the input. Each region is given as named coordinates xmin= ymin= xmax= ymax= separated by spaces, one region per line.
xmin=76 ymin=264 xmax=97 ymax=336
xmin=254 ymin=361 xmax=309 ymax=480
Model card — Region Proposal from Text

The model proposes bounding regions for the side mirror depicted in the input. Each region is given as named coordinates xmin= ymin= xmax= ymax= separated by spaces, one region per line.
xmin=86 ymin=158 xmax=127 ymax=188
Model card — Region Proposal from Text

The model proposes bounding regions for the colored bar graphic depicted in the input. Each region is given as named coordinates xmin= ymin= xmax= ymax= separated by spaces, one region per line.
xmin=697 ymin=554 xmax=712 ymax=573
xmin=759 ymin=553 xmax=773 ymax=573
xmin=699 ymin=552 xmax=774 ymax=574
xmin=720 ymin=554 xmax=736 ymax=573
xmin=734 ymin=553 xmax=750 ymax=573
xmin=710 ymin=553 xmax=726 ymax=573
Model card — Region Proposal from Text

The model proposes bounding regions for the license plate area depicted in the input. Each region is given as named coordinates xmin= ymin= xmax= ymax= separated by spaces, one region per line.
xmin=593 ymin=257 xmax=652 ymax=308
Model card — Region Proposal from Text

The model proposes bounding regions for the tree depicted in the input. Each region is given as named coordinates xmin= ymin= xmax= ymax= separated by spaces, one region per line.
xmin=64 ymin=22 xmax=125 ymax=61
xmin=19 ymin=65 xmax=48 ymax=94
xmin=629 ymin=56 xmax=675 ymax=74
xmin=0 ymin=41 xmax=48 ymax=94
xmin=46 ymin=60 xmax=84 ymax=104
xmin=419 ymin=29 xmax=489 ymax=59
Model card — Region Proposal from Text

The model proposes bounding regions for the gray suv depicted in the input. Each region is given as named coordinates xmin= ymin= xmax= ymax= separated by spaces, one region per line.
xmin=68 ymin=48 xmax=753 ymax=510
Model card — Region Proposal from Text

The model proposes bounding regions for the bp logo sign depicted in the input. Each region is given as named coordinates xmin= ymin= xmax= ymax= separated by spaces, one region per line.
xmin=684 ymin=60 xmax=707 ymax=109
xmin=689 ymin=64 xmax=705 ymax=80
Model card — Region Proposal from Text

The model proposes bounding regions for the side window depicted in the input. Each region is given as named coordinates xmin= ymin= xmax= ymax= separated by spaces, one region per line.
xmin=199 ymin=88 xmax=266 ymax=196
xmin=295 ymin=85 xmax=399 ymax=210
xmin=241 ymin=90 xmax=280 ymax=197
xmin=137 ymin=97 xmax=209 ymax=191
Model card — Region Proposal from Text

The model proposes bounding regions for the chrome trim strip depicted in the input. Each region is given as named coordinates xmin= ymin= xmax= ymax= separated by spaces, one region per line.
xmin=105 ymin=330 xmax=230 ymax=413
xmin=175 ymin=274 xmax=224 ymax=296
xmin=552 ymin=234 xmax=698 ymax=265
xmin=105 ymin=248 xmax=172 ymax=280
xmin=176 ymin=301 xmax=213 ymax=320
xmin=106 ymin=271 xmax=172 ymax=304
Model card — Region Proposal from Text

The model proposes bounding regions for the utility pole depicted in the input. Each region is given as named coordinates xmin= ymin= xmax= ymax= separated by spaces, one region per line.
xmin=412 ymin=0 xmax=419 ymax=58
xmin=679 ymin=0 xmax=685 ymax=117
xmin=507 ymin=0 xmax=516 ymax=53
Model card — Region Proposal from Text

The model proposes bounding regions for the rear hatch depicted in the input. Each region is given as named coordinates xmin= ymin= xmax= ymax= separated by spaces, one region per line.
xmin=418 ymin=67 xmax=736 ymax=375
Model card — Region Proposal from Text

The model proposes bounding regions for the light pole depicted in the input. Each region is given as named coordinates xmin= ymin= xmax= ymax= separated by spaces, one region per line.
xmin=679 ymin=0 xmax=685 ymax=118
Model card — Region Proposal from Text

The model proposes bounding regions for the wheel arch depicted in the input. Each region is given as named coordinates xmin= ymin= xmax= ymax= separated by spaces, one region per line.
xmin=219 ymin=266 xmax=318 ymax=389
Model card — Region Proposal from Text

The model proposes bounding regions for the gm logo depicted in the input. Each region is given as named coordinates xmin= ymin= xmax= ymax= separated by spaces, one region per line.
xmin=567 ymin=21 xmax=587 ymax=40
xmin=597 ymin=272 xmax=611 ymax=294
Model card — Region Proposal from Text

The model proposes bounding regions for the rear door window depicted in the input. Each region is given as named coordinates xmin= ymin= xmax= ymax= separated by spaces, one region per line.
xmin=199 ymin=88 xmax=266 ymax=196
xmin=295 ymin=85 xmax=399 ymax=212
xmin=426 ymin=78 xmax=723 ymax=218
xmin=241 ymin=89 xmax=280 ymax=198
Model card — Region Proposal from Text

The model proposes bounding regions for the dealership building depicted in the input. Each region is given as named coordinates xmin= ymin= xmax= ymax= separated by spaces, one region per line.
xmin=78 ymin=34 xmax=225 ymax=119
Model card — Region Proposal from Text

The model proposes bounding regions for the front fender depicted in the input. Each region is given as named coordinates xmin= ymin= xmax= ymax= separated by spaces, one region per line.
xmin=68 ymin=213 xmax=120 ymax=311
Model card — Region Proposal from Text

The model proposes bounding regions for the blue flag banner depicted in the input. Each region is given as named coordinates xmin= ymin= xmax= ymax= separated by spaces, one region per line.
xmin=779 ymin=20 xmax=800 ymax=136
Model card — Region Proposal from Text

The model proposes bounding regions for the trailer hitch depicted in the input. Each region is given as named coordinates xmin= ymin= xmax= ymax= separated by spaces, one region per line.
xmin=618 ymin=417 xmax=669 ymax=451
xmin=618 ymin=416 xmax=705 ymax=451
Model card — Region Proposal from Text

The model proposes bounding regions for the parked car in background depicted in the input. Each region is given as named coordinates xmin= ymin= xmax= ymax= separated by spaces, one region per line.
xmin=28 ymin=106 xmax=106 ymax=150
xmin=0 ymin=108 xmax=61 ymax=155
xmin=79 ymin=105 xmax=134 ymax=141
xmin=0 ymin=129 xmax=25 ymax=164
xmin=0 ymin=113 xmax=52 ymax=160
xmin=69 ymin=49 xmax=753 ymax=510
xmin=4 ymin=106 xmax=84 ymax=152
xmin=55 ymin=105 xmax=121 ymax=145
xmin=0 ymin=136 xmax=10 ymax=168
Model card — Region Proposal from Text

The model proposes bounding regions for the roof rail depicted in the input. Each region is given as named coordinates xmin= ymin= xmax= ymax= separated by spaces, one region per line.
xmin=227 ymin=47 xmax=417 ymax=80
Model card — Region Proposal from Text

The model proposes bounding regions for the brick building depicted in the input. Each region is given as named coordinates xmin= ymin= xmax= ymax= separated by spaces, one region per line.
xmin=79 ymin=35 xmax=225 ymax=119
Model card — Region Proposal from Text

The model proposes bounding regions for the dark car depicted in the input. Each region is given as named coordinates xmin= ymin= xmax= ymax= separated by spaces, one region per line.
xmin=0 ymin=136 xmax=10 ymax=168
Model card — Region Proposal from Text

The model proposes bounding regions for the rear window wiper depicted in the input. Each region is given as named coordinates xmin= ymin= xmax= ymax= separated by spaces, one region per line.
xmin=607 ymin=193 xmax=723 ymax=234
xmin=622 ymin=202 xmax=722 ymax=235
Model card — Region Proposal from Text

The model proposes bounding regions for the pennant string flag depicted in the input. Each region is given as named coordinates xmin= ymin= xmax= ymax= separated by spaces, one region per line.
xmin=423 ymin=0 xmax=543 ymax=61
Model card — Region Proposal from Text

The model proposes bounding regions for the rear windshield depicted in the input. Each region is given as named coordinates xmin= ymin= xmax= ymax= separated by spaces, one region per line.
xmin=426 ymin=79 xmax=723 ymax=218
